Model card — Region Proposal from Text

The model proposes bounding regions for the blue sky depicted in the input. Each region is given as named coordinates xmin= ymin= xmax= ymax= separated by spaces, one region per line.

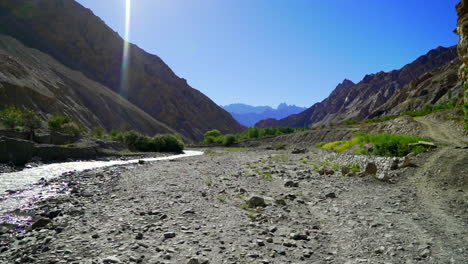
xmin=76 ymin=0 xmax=459 ymax=108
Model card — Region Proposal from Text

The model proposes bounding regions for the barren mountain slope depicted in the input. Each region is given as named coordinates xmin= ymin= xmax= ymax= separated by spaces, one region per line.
xmin=0 ymin=0 xmax=244 ymax=140
xmin=257 ymin=46 xmax=460 ymax=128
xmin=0 ymin=35 xmax=178 ymax=137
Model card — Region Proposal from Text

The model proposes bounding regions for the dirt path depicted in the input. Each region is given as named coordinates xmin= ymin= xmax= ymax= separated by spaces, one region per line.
xmin=416 ymin=117 xmax=466 ymax=146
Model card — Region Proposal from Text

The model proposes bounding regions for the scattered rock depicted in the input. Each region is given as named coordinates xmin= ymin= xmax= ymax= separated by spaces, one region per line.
xmin=363 ymin=162 xmax=377 ymax=176
xmin=31 ymin=218 xmax=51 ymax=229
xmin=164 ymin=232 xmax=176 ymax=239
xmin=401 ymin=157 xmax=417 ymax=168
xmin=284 ymin=180 xmax=299 ymax=187
xmin=135 ymin=233 xmax=144 ymax=240
xmin=275 ymin=198 xmax=287 ymax=206
xmin=291 ymin=148 xmax=307 ymax=154
xmin=390 ymin=159 xmax=399 ymax=170
xmin=103 ymin=256 xmax=122 ymax=263
xmin=138 ymin=160 xmax=145 ymax=164
xmin=187 ymin=258 xmax=200 ymax=264
xmin=341 ymin=166 xmax=350 ymax=175
xmin=325 ymin=192 xmax=336 ymax=199
xmin=246 ymin=196 xmax=267 ymax=208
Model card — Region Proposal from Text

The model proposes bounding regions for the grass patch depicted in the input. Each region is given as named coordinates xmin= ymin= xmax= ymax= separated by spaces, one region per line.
xmin=222 ymin=147 xmax=246 ymax=152
xmin=317 ymin=133 xmax=433 ymax=157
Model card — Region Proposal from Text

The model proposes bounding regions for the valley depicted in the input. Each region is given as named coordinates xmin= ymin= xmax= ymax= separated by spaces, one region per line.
xmin=0 ymin=113 xmax=466 ymax=264
xmin=0 ymin=0 xmax=467 ymax=263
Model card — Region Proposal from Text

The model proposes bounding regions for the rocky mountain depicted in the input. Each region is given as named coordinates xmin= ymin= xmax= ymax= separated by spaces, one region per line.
xmin=0 ymin=35 xmax=179 ymax=137
xmin=0 ymin=0 xmax=244 ymax=141
xmin=256 ymin=45 xmax=461 ymax=128
xmin=223 ymin=103 xmax=306 ymax=127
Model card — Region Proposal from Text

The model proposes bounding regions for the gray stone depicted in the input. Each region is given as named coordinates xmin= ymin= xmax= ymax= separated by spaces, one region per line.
xmin=247 ymin=196 xmax=267 ymax=208
xmin=341 ymin=166 xmax=350 ymax=175
xmin=164 ymin=232 xmax=176 ymax=239
xmin=363 ymin=162 xmax=378 ymax=176
xmin=31 ymin=218 xmax=51 ymax=230
xmin=284 ymin=180 xmax=299 ymax=187
xmin=103 ymin=256 xmax=122 ymax=263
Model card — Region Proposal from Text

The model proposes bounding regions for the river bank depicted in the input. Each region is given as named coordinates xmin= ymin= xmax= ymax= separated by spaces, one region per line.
xmin=0 ymin=146 xmax=466 ymax=263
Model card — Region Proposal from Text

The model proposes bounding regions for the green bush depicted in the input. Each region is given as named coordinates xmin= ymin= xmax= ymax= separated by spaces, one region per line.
xmin=343 ymin=120 xmax=358 ymax=125
xmin=317 ymin=133 xmax=432 ymax=157
xmin=0 ymin=106 xmax=24 ymax=129
xmin=110 ymin=130 xmax=184 ymax=153
xmin=223 ymin=134 xmax=236 ymax=146
xmin=203 ymin=129 xmax=223 ymax=144
xmin=48 ymin=114 xmax=71 ymax=132
xmin=201 ymin=126 xmax=307 ymax=145
xmin=90 ymin=127 xmax=107 ymax=139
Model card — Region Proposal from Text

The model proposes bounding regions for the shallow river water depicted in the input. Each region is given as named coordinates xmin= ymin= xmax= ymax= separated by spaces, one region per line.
xmin=0 ymin=150 xmax=203 ymax=226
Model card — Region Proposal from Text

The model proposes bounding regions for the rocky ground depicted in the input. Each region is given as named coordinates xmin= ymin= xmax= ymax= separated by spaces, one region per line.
xmin=0 ymin=140 xmax=466 ymax=264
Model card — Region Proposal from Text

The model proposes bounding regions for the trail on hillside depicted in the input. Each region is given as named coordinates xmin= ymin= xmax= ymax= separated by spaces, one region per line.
xmin=416 ymin=117 xmax=466 ymax=146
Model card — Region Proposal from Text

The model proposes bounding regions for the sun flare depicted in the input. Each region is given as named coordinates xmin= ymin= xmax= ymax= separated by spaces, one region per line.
xmin=120 ymin=0 xmax=132 ymax=97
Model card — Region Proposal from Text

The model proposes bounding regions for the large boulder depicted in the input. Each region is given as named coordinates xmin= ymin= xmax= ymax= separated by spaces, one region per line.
xmin=0 ymin=136 xmax=34 ymax=165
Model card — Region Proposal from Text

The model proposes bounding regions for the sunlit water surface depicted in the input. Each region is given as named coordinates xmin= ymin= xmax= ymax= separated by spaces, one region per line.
xmin=0 ymin=150 xmax=203 ymax=227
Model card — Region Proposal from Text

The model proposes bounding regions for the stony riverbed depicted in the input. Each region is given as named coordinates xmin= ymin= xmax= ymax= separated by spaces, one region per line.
xmin=0 ymin=147 xmax=467 ymax=264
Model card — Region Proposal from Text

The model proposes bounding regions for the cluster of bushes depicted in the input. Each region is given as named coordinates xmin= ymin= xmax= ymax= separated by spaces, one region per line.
xmin=202 ymin=126 xmax=307 ymax=146
xmin=400 ymin=100 xmax=457 ymax=118
xmin=342 ymin=100 xmax=459 ymax=125
xmin=0 ymin=106 xmax=83 ymax=136
xmin=0 ymin=106 xmax=41 ymax=133
xmin=316 ymin=133 xmax=432 ymax=157
xmin=92 ymin=128 xmax=184 ymax=153
xmin=47 ymin=114 xmax=84 ymax=136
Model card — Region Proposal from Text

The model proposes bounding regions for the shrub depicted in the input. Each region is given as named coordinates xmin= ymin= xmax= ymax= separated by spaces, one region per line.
xmin=156 ymin=134 xmax=184 ymax=153
xmin=0 ymin=106 xmax=24 ymax=129
xmin=61 ymin=122 xmax=84 ymax=136
xmin=48 ymin=114 xmax=71 ymax=132
xmin=203 ymin=129 xmax=223 ymax=144
xmin=343 ymin=120 xmax=358 ymax=125
xmin=90 ymin=127 xmax=107 ymax=139
xmin=111 ymin=130 xmax=184 ymax=153
xmin=317 ymin=133 xmax=432 ymax=157
xmin=223 ymin=134 xmax=237 ymax=146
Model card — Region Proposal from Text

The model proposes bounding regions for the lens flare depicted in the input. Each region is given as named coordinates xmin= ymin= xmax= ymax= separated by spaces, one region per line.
xmin=120 ymin=0 xmax=131 ymax=97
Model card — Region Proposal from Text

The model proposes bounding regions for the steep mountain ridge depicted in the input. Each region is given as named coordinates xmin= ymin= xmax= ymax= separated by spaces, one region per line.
xmin=256 ymin=46 xmax=460 ymax=128
xmin=223 ymin=103 xmax=306 ymax=127
xmin=0 ymin=0 xmax=244 ymax=140
xmin=0 ymin=35 xmax=179 ymax=137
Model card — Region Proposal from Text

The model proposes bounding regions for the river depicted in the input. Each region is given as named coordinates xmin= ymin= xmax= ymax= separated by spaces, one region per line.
xmin=0 ymin=150 xmax=203 ymax=226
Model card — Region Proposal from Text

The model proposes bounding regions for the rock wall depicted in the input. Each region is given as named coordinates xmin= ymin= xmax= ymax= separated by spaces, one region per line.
xmin=457 ymin=0 xmax=468 ymax=129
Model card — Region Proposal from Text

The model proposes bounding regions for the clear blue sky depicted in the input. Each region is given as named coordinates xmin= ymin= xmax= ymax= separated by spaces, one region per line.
xmin=76 ymin=0 xmax=459 ymax=108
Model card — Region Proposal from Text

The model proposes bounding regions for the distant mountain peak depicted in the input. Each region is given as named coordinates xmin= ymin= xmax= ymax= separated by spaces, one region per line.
xmin=222 ymin=103 xmax=307 ymax=127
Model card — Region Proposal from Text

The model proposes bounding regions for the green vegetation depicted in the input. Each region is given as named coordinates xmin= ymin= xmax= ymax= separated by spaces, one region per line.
xmin=343 ymin=120 xmax=358 ymax=125
xmin=0 ymin=106 xmax=26 ymax=129
xmin=222 ymin=147 xmax=246 ymax=152
xmin=317 ymin=133 xmax=433 ymax=157
xmin=48 ymin=114 xmax=84 ymax=136
xmin=89 ymin=127 xmax=107 ymax=139
xmin=363 ymin=115 xmax=400 ymax=124
xmin=363 ymin=100 xmax=458 ymax=124
xmin=110 ymin=130 xmax=184 ymax=153
xmin=202 ymin=126 xmax=307 ymax=146
xmin=400 ymin=100 xmax=457 ymax=117
xmin=222 ymin=134 xmax=236 ymax=146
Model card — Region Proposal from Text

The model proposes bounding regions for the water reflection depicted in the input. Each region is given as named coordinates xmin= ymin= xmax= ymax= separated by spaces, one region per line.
xmin=0 ymin=150 xmax=203 ymax=226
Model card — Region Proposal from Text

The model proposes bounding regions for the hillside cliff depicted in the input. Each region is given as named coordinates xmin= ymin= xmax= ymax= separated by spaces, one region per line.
xmin=256 ymin=46 xmax=460 ymax=128
xmin=0 ymin=35 xmax=179 ymax=137
xmin=0 ymin=0 xmax=244 ymax=140
xmin=457 ymin=0 xmax=468 ymax=128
